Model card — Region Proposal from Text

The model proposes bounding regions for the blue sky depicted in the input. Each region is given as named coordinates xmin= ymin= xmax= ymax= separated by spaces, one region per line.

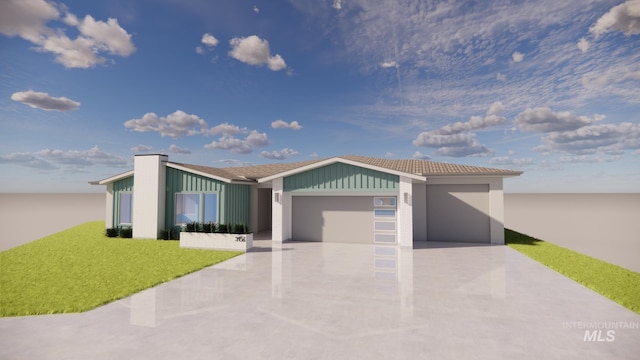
xmin=1 ymin=0 xmax=639 ymax=193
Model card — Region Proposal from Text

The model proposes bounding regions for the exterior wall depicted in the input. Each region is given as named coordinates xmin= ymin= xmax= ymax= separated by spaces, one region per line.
xmin=132 ymin=155 xmax=167 ymax=239
xmin=165 ymin=167 xmax=251 ymax=229
xmin=412 ymin=183 xmax=427 ymax=241
xmin=425 ymin=177 xmax=505 ymax=244
xmin=284 ymin=162 xmax=399 ymax=192
xmin=111 ymin=176 xmax=134 ymax=228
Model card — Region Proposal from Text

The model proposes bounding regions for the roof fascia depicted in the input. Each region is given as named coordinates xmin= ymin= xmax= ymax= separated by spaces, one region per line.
xmin=95 ymin=170 xmax=134 ymax=185
xmin=166 ymin=163 xmax=256 ymax=184
xmin=258 ymin=157 xmax=426 ymax=183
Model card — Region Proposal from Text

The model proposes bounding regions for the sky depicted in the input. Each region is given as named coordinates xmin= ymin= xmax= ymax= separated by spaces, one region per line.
xmin=1 ymin=0 xmax=639 ymax=193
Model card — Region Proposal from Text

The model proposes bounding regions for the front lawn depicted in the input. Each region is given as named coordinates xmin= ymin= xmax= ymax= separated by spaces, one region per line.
xmin=506 ymin=229 xmax=640 ymax=315
xmin=0 ymin=221 xmax=242 ymax=317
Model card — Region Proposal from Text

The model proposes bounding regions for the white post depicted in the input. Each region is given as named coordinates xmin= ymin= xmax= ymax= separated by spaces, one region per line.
xmin=132 ymin=154 xmax=167 ymax=239
xmin=272 ymin=178 xmax=284 ymax=243
xmin=398 ymin=176 xmax=414 ymax=248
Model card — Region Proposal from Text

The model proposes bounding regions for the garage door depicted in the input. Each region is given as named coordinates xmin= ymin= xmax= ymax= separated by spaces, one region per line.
xmin=427 ymin=184 xmax=490 ymax=243
xmin=292 ymin=196 xmax=397 ymax=244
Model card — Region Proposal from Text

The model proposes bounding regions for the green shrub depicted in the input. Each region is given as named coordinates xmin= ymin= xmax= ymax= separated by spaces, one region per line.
xmin=105 ymin=228 xmax=119 ymax=237
xmin=232 ymin=224 xmax=248 ymax=234
xmin=203 ymin=222 xmax=217 ymax=233
xmin=218 ymin=224 xmax=228 ymax=233
xmin=119 ymin=227 xmax=133 ymax=238
xmin=185 ymin=222 xmax=197 ymax=232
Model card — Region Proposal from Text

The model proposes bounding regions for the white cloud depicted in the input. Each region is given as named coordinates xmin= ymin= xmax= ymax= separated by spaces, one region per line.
xmin=11 ymin=89 xmax=80 ymax=111
xmin=1 ymin=146 xmax=128 ymax=170
xmin=431 ymin=114 xmax=506 ymax=135
xmin=590 ymin=0 xmax=640 ymax=37
xmin=412 ymin=103 xmax=504 ymax=157
xmin=253 ymin=5 xmax=260 ymax=13
xmin=124 ymin=110 xmax=208 ymax=138
xmin=582 ymin=67 xmax=640 ymax=89
xmin=76 ymin=15 xmax=135 ymax=56
xmin=310 ymin=152 xmax=319 ymax=158
xmin=0 ymin=0 xmax=59 ymax=40
xmin=229 ymin=35 xmax=287 ymax=71
xmin=0 ymin=152 xmax=57 ymax=170
xmin=35 ymin=146 xmax=128 ymax=167
xmin=536 ymin=122 xmax=640 ymax=155
xmin=206 ymin=122 xmax=246 ymax=136
xmin=496 ymin=72 xmax=506 ymax=81
xmin=412 ymin=151 xmax=431 ymax=160
xmin=130 ymin=144 xmax=152 ymax=152
xmin=486 ymin=101 xmax=504 ymax=116
xmin=514 ymin=107 xmax=596 ymax=133
xmin=381 ymin=60 xmax=398 ymax=68
xmin=260 ymin=148 xmax=298 ymax=160
xmin=512 ymin=51 xmax=524 ymax=63
xmin=577 ymin=37 xmax=590 ymax=53
xmin=201 ymin=33 xmax=219 ymax=47
xmin=333 ymin=0 xmax=343 ymax=10
xmin=413 ymin=132 xmax=494 ymax=157
xmin=271 ymin=119 xmax=302 ymax=130
xmin=0 ymin=0 xmax=135 ymax=68
xmin=205 ymin=131 xmax=269 ymax=154
xmin=169 ymin=144 xmax=191 ymax=154
xmin=489 ymin=156 xmax=534 ymax=166
xmin=557 ymin=155 xmax=621 ymax=164
xmin=215 ymin=159 xmax=254 ymax=166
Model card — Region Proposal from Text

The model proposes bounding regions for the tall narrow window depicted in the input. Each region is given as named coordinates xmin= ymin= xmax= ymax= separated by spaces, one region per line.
xmin=203 ymin=193 xmax=218 ymax=223
xmin=119 ymin=193 xmax=132 ymax=225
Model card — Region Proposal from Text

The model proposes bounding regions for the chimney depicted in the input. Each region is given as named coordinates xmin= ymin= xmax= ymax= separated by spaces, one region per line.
xmin=132 ymin=154 xmax=168 ymax=239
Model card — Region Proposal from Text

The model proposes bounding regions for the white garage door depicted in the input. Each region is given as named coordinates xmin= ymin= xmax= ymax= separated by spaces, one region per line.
xmin=292 ymin=196 xmax=397 ymax=244
xmin=427 ymin=184 xmax=490 ymax=243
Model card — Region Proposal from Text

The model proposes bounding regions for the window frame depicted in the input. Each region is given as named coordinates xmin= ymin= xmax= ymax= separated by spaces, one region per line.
xmin=118 ymin=192 xmax=133 ymax=225
xmin=174 ymin=192 xmax=219 ymax=225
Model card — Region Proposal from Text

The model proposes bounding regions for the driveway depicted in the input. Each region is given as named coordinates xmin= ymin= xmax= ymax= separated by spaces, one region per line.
xmin=1 ymin=239 xmax=639 ymax=359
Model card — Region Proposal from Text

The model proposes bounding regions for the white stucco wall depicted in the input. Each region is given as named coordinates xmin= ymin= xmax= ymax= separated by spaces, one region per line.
xmin=105 ymin=183 xmax=114 ymax=228
xmin=132 ymin=154 xmax=167 ymax=239
xmin=398 ymin=176 xmax=414 ymax=248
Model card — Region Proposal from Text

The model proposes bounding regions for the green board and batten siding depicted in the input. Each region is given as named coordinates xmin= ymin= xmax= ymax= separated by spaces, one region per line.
xmin=165 ymin=167 xmax=250 ymax=229
xmin=284 ymin=163 xmax=399 ymax=192
xmin=112 ymin=176 xmax=134 ymax=228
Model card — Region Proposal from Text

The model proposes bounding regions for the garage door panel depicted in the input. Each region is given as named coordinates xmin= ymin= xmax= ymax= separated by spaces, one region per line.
xmin=427 ymin=184 xmax=490 ymax=243
xmin=292 ymin=196 xmax=374 ymax=243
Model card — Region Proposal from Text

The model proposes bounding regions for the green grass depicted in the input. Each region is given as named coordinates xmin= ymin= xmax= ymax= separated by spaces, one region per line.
xmin=506 ymin=228 xmax=640 ymax=315
xmin=0 ymin=221 xmax=242 ymax=317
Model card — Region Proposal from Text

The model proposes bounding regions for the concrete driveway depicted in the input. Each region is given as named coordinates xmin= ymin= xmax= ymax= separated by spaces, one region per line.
xmin=1 ymin=239 xmax=639 ymax=359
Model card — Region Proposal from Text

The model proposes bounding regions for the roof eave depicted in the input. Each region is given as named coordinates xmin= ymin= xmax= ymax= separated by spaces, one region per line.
xmin=92 ymin=170 xmax=135 ymax=185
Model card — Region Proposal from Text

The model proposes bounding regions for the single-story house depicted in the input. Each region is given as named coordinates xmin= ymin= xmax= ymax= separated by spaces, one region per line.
xmin=91 ymin=154 xmax=521 ymax=247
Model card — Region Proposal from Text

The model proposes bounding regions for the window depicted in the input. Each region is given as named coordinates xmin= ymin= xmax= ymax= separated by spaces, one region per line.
xmin=175 ymin=193 xmax=218 ymax=225
xmin=374 ymin=197 xmax=396 ymax=207
xmin=119 ymin=193 xmax=132 ymax=225
xmin=374 ymin=209 xmax=396 ymax=218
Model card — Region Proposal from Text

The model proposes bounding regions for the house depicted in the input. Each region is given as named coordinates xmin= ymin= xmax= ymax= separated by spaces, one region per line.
xmin=91 ymin=154 xmax=522 ymax=247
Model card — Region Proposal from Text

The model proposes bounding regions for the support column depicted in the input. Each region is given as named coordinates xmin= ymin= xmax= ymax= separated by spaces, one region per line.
xmin=398 ymin=176 xmax=414 ymax=248
xmin=272 ymin=177 xmax=292 ymax=242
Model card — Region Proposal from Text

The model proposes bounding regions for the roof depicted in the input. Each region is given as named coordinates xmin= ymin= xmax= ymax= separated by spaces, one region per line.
xmin=92 ymin=155 xmax=521 ymax=185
